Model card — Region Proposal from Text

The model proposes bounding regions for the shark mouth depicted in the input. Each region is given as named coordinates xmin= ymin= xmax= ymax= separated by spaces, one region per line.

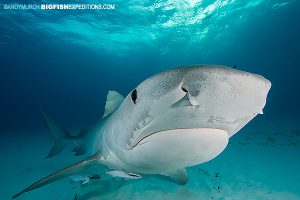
xmin=126 ymin=111 xmax=155 ymax=150
xmin=126 ymin=108 xmax=202 ymax=150
xmin=128 ymin=127 xmax=208 ymax=150
xmin=126 ymin=115 xmax=203 ymax=150
xmin=126 ymin=95 xmax=201 ymax=150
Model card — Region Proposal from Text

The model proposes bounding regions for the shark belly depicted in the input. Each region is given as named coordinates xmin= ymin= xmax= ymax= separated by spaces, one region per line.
xmin=125 ymin=128 xmax=228 ymax=174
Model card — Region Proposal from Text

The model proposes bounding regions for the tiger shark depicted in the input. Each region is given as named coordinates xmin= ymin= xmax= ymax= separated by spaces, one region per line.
xmin=13 ymin=65 xmax=271 ymax=198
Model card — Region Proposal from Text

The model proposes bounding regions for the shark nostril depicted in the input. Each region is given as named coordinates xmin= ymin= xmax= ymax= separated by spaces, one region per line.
xmin=181 ymin=86 xmax=188 ymax=93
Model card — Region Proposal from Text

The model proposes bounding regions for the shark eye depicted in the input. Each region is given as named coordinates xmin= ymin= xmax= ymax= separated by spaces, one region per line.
xmin=181 ymin=86 xmax=188 ymax=93
xmin=131 ymin=89 xmax=137 ymax=104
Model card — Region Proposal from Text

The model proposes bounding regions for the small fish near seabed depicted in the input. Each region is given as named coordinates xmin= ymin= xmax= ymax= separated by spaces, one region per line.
xmin=69 ymin=174 xmax=101 ymax=185
xmin=106 ymin=170 xmax=142 ymax=180
xmin=12 ymin=65 xmax=271 ymax=198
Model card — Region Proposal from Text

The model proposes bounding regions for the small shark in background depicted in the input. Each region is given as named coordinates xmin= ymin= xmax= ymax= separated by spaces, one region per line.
xmin=12 ymin=65 xmax=271 ymax=198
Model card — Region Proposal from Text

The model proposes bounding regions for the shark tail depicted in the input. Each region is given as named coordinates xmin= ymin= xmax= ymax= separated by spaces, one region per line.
xmin=40 ymin=110 xmax=75 ymax=158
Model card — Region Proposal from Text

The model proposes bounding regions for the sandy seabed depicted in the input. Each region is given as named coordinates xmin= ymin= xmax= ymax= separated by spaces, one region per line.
xmin=1 ymin=117 xmax=299 ymax=200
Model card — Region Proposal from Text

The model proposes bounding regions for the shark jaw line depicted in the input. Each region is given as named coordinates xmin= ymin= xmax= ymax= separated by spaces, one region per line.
xmin=126 ymin=92 xmax=203 ymax=151
xmin=127 ymin=127 xmax=213 ymax=150
xmin=126 ymin=106 xmax=202 ymax=150
xmin=126 ymin=112 xmax=154 ymax=150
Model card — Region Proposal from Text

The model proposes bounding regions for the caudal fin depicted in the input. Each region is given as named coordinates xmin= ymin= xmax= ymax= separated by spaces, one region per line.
xmin=40 ymin=110 xmax=72 ymax=158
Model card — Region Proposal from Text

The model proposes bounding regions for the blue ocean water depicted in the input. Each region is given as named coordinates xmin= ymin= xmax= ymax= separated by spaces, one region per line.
xmin=0 ymin=0 xmax=300 ymax=199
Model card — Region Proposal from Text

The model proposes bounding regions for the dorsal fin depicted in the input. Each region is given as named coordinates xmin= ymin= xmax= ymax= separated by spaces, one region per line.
xmin=102 ymin=90 xmax=124 ymax=118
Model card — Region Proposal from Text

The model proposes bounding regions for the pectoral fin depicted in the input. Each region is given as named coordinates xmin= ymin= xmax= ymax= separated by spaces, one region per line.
xmin=12 ymin=153 xmax=104 ymax=199
xmin=163 ymin=168 xmax=188 ymax=185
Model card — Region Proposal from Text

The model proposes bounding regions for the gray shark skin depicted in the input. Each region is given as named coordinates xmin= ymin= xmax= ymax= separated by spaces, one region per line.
xmin=12 ymin=65 xmax=271 ymax=198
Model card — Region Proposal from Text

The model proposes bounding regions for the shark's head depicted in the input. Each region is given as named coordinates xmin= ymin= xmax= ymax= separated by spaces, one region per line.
xmin=103 ymin=65 xmax=271 ymax=173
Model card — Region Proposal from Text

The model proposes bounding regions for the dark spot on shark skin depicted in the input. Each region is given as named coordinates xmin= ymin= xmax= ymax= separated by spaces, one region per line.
xmin=181 ymin=86 xmax=188 ymax=93
xmin=131 ymin=89 xmax=137 ymax=104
